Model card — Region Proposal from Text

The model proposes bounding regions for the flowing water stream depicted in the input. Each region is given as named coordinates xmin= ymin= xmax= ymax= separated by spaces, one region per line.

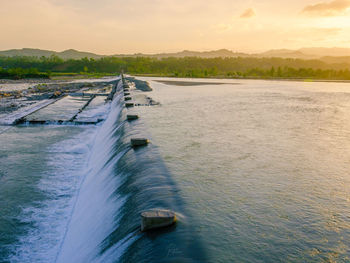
xmin=1 ymin=77 xmax=350 ymax=262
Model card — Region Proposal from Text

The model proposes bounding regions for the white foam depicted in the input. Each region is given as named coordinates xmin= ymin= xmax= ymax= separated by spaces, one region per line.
xmin=55 ymin=156 xmax=126 ymax=263
xmin=56 ymin=89 xmax=127 ymax=263
xmin=8 ymin=128 xmax=99 ymax=263
xmin=96 ymin=232 xmax=140 ymax=263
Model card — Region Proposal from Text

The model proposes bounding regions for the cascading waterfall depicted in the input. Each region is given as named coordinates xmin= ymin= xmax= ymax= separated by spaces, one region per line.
xmin=55 ymin=80 xmax=136 ymax=263
xmin=2 ymin=77 xmax=206 ymax=263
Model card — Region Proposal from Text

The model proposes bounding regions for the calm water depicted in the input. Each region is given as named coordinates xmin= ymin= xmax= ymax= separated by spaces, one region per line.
xmin=136 ymin=78 xmax=350 ymax=262
xmin=1 ymin=77 xmax=350 ymax=262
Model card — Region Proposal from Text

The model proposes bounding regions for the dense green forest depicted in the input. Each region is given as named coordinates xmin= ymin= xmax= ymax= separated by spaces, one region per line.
xmin=1 ymin=55 xmax=350 ymax=80
xmin=0 ymin=67 xmax=49 ymax=79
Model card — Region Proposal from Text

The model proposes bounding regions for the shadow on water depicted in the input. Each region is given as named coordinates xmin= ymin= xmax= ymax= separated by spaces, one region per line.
xmin=98 ymin=90 xmax=208 ymax=262
xmin=0 ymin=79 xmax=207 ymax=263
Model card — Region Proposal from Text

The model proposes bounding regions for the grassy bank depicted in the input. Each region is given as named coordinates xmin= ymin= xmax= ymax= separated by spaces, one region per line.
xmin=0 ymin=67 xmax=49 ymax=79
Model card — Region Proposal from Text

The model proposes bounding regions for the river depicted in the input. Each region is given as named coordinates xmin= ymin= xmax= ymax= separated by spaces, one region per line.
xmin=1 ymin=77 xmax=350 ymax=262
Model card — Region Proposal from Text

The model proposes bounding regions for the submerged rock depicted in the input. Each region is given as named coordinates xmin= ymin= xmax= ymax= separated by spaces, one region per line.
xmin=127 ymin=114 xmax=139 ymax=121
xmin=141 ymin=209 xmax=176 ymax=231
xmin=50 ymin=91 xmax=62 ymax=98
xmin=130 ymin=138 xmax=149 ymax=147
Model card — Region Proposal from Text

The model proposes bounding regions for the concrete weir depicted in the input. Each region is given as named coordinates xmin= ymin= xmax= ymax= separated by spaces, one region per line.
xmin=11 ymin=96 xmax=65 ymax=125
xmin=141 ymin=210 xmax=176 ymax=232
xmin=69 ymin=93 xmax=109 ymax=97
xmin=121 ymin=76 xmax=178 ymax=235
xmin=106 ymin=79 xmax=119 ymax=101
xmin=3 ymin=73 xmax=158 ymax=127
xmin=69 ymin=94 xmax=96 ymax=122
xmin=19 ymin=119 xmax=104 ymax=125
xmin=130 ymin=138 xmax=149 ymax=147
xmin=127 ymin=114 xmax=139 ymax=121
xmin=6 ymin=75 xmax=121 ymax=126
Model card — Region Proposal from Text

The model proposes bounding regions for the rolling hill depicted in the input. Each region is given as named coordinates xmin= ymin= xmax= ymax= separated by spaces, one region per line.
xmin=1 ymin=47 xmax=350 ymax=62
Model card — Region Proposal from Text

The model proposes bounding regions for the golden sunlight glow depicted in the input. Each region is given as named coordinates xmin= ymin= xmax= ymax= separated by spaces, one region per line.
xmin=0 ymin=0 xmax=349 ymax=53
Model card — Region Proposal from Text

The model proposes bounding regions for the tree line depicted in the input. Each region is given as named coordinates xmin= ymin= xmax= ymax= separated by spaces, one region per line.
xmin=0 ymin=67 xmax=49 ymax=79
xmin=1 ymin=55 xmax=350 ymax=80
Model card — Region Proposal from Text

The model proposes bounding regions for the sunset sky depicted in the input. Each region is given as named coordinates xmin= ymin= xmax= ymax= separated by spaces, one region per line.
xmin=1 ymin=0 xmax=350 ymax=54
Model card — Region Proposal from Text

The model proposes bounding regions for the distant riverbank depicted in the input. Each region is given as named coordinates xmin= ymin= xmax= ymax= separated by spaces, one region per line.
xmin=132 ymin=73 xmax=350 ymax=84
xmin=0 ymin=77 xmax=117 ymax=120
xmin=0 ymin=71 xmax=115 ymax=81
xmin=0 ymin=74 xmax=116 ymax=88
xmin=2 ymin=55 xmax=350 ymax=83
xmin=4 ymin=70 xmax=350 ymax=86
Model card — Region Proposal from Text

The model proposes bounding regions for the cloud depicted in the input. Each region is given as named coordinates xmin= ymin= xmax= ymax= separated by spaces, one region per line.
xmin=302 ymin=0 xmax=350 ymax=16
xmin=240 ymin=8 xmax=255 ymax=18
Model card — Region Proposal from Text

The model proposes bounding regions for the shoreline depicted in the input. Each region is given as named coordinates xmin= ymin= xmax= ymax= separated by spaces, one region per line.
xmin=0 ymin=74 xmax=116 ymax=85
xmin=4 ymin=73 xmax=350 ymax=86
xmin=0 ymin=78 xmax=117 ymax=123
xmin=132 ymin=74 xmax=350 ymax=84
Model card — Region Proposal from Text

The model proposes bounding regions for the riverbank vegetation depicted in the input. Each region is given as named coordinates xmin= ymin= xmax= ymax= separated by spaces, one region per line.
xmin=0 ymin=67 xmax=49 ymax=79
xmin=1 ymin=55 xmax=350 ymax=80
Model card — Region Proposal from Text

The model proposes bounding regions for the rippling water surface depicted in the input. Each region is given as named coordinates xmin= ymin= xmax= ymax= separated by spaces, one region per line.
xmin=1 ymin=78 xmax=350 ymax=263
xmin=137 ymin=78 xmax=350 ymax=262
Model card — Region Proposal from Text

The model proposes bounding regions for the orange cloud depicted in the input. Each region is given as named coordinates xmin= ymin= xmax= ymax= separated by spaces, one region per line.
xmin=302 ymin=0 xmax=350 ymax=16
xmin=240 ymin=8 xmax=255 ymax=18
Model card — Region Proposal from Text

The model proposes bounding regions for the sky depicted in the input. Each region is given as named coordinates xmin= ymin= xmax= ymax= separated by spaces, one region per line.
xmin=1 ymin=0 xmax=350 ymax=54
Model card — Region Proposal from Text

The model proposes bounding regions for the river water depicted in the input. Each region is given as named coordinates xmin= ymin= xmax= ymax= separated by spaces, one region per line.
xmin=1 ymin=77 xmax=350 ymax=262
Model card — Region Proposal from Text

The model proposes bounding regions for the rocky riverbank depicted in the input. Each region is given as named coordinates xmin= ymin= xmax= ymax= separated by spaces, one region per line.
xmin=0 ymin=79 xmax=117 ymax=117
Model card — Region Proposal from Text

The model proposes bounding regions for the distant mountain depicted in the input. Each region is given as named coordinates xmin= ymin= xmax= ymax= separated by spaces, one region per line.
xmin=0 ymin=48 xmax=250 ymax=59
xmin=0 ymin=48 xmax=56 ymax=58
xmin=113 ymin=49 xmax=250 ymax=58
xmin=2 ymin=47 xmax=350 ymax=61
xmin=0 ymin=48 xmax=104 ymax=59
xmin=256 ymin=48 xmax=350 ymax=60
xmin=57 ymin=49 xmax=104 ymax=59
xmin=152 ymin=49 xmax=250 ymax=58
xmin=299 ymin=47 xmax=350 ymax=58
xmin=256 ymin=49 xmax=317 ymax=59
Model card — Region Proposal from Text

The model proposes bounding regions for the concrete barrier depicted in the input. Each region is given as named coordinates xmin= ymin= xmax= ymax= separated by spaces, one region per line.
xmin=130 ymin=138 xmax=149 ymax=147
xmin=127 ymin=114 xmax=139 ymax=121
xmin=141 ymin=210 xmax=176 ymax=231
